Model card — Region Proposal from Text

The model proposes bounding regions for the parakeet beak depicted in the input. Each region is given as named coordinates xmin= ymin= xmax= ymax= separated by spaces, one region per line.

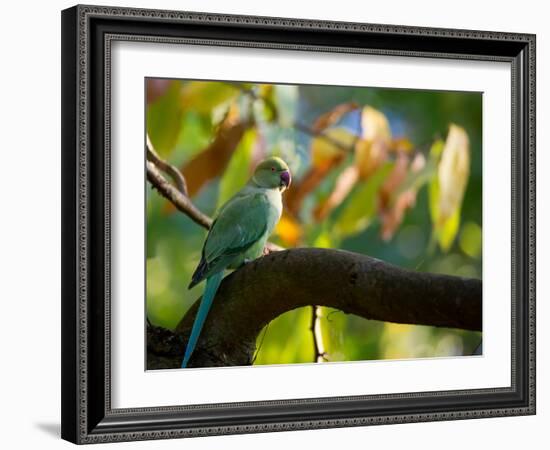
xmin=279 ymin=170 xmax=291 ymax=191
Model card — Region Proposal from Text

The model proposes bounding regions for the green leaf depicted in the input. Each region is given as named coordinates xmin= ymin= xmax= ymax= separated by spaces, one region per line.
xmin=253 ymin=307 xmax=314 ymax=365
xmin=438 ymin=207 xmax=461 ymax=252
xmin=459 ymin=221 xmax=482 ymax=258
xmin=430 ymin=176 xmax=461 ymax=252
xmin=180 ymin=81 xmax=239 ymax=114
xmin=430 ymin=139 xmax=445 ymax=158
xmin=217 ymin=129 xmax=257 ymax=207
xmin=428 ymin=169 xmax=440 ymax=225
xmin=146 ymin=81 xmax=183 ymax=156
xmin=334 ymin=162 xmax=393 ymax=238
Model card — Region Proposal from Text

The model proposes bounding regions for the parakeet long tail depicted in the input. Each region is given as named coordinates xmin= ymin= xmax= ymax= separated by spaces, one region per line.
xmin=181 ymin=271 xmax=223 ymax=368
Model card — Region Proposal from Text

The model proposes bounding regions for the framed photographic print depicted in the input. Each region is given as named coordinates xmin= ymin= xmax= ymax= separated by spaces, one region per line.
xmin=61 ymin=4 xmax=536 ymax=444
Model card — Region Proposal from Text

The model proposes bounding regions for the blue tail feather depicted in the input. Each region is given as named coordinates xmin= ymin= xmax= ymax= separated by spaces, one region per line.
xmin=181 ymin=271 xmax=223 ymax=368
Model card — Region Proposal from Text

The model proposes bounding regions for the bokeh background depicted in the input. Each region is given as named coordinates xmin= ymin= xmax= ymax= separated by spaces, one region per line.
xmin=146 ymin=78 xmax=482 ymax=366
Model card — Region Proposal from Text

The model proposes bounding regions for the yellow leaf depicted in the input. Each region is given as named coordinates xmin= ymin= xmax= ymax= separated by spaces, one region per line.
xmin=437 ymin=124 xmax=470 ymax=222
xmin=310 ymin=127 xmax=356 ymax=167
xmin=355 ymin=106 xmax=392 ymax=178
xmin=428 ymin=127 xmax=470 ymax=252
xmin=275 ymin=212 xmax=303 ymax=247
xmin=313 ymin=230 xmax=333 ymax=249
xmin=438 ymin=207 xmax=461 ymax=252
xmin=361 ymin=106 xmax=392 ymax=141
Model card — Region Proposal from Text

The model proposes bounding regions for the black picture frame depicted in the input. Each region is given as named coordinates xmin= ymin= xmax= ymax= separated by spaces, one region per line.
xmin=61 ymin=4 xmax=536 ymax=444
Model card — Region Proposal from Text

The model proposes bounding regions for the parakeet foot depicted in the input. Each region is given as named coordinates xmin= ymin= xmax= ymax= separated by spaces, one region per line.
xmin=239 ymin=258 xmax=252 ymax=267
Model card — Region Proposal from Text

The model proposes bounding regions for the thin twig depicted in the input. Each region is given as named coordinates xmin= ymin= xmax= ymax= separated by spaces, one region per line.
xmin=146 ymin=135 xmax=188 ymax=196
xmin=230 ymin=82 xmax=356 ymax=153
xmin=294 ymin=122 xmax=358 ymax=154
xmin=146 ymin=160 xmax=213 ymax=229
xmin=310 ymin=305 xmax=327 ymax=363
xmin=145 ymin=142 xmax=284 ymax=251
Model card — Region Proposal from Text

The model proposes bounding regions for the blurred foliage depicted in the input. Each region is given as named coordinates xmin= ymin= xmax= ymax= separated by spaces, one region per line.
xmin=146 ymin=78 xmax=482 ymax=365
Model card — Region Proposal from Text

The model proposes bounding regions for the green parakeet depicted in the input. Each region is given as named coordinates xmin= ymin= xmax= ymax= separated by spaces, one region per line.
xmin=181 ymin=156 xmax=291 ymax=368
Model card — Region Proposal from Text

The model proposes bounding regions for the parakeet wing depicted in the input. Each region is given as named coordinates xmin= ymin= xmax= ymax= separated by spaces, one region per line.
xmin=192 ymin=192 xmax=271 ymax=283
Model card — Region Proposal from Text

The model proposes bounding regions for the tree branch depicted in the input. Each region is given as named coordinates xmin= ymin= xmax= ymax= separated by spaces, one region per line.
xmin=231 ymin=83 xmax=356 ymax=153
xmin=146 ymin=160 xmax=213 ymax=229
xmin=146 ymin=136 xmax=188 ymax=196
xmin=147 ymin=248 xmax=481 ymax=369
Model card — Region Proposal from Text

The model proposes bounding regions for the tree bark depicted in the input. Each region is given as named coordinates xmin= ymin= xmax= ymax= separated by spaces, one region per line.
xmin=147 ymin=248 xmax=481 ymax=369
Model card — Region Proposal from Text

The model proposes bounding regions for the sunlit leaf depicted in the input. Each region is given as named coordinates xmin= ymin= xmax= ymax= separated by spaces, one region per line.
xmin=334 ymin=162 xmax=393 ymax=238
xmin=311 ymin=127 xmax=356 ymax=167
xmin=147 ymin=81 xmax=183 ymax=156
xmin=429 ymin=176 xmax=460 ymax=252
xmin=438 ymin=207 xmax=461 ymax=252
xmin=361 ymin=106 xmax=392 ymax=141
xmin=354 ymin=139 xmax=387 ymax=178
xmin=437 ymin=124 xmax=470 ymax=222
xmin=355 ymin=106 xmax=392 ymax=178
xmin=217 ymin=129 xmax=257 ymax=207
xmin=429 ymin=126 xmax=470 ymax=251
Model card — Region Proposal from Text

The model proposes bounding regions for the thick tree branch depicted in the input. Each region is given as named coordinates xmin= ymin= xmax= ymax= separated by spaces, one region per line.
xmin=147 ymin=248 xmax=481 ymax=369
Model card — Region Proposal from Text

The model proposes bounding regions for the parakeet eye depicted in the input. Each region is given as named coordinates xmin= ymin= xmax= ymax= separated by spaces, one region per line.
xmin=271 ymin=167 xmax=275 ymax=171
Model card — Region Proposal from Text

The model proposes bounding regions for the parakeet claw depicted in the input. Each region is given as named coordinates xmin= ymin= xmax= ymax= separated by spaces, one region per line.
xmin=241 ymin=258 xmax=252 ymax=266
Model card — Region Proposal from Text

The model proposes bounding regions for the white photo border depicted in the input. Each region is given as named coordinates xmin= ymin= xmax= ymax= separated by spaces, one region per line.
xmin=110 ymin=40 xmax=511 ymax=409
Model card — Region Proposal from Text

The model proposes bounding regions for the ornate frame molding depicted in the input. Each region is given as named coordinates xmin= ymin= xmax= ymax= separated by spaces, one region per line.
xmin=61 ymin=4 xmax=536 ymax=444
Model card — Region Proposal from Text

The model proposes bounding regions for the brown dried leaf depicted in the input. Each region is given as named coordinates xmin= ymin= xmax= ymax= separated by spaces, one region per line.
xmin=313 ymin=166 xmax=360 ymax=221
xmin=168 ymin=106 xmax=250 ymax=205
xmin=379 ymin=153 xmax=427 ymax=241
xmin=355 ymin=106 xmax=392 ymax=178
xmin=379 ymin=152 xmax=409 ymax=209
xmin=146 ymin=79 xmax=172 ymax=105
xmin=380 ymin=190 xmax=417 ymax=241
xmin=285 ymin=153 xmax=346 ymax=215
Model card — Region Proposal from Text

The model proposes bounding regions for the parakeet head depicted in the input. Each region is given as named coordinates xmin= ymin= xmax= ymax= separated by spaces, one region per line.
xmin=252 ymin=157 xmax=291 ymax=192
